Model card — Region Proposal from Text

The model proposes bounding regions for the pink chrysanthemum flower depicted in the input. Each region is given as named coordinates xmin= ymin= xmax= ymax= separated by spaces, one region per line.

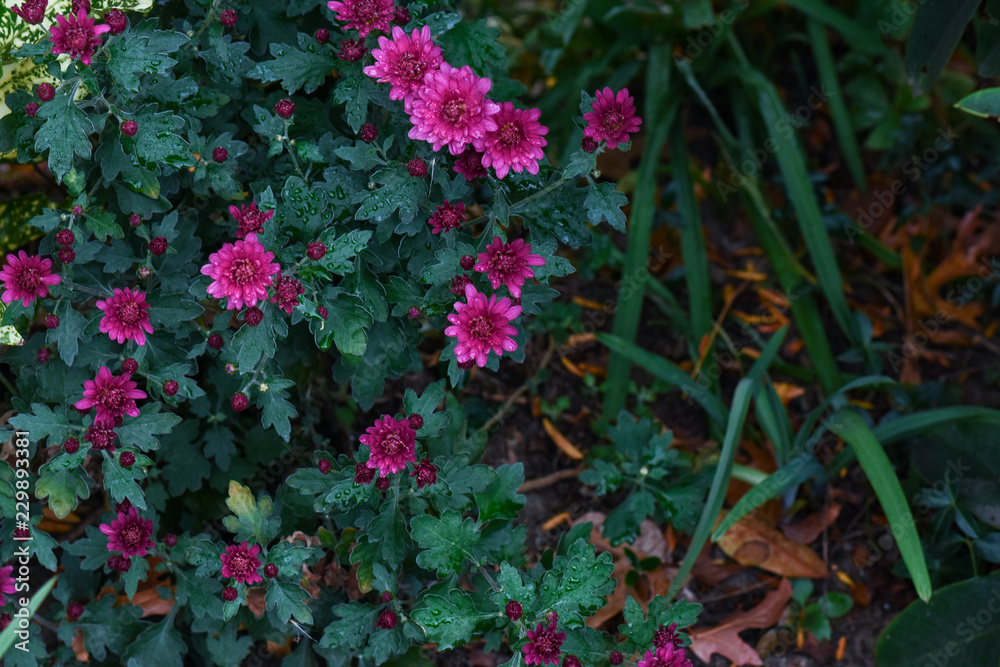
xmin=637 ymin=645 xmax=692 ymax=667
xmin=220 ymin=541 xmax=263 ymax=585
xmin=49 ymin=11 xmax=110 ymax=67
xmin=408 ymin=63 xmax=501 ymax=155
xmin=427 ymin=200 xmax=466 ymax=234
xmin=364 ymin=26 xmax=444 ymax=105
xmin=481 ymin=103 xmax=548 ymax=179
xmin=0 ymin=565 xmax=14 ymax=597
xmin=84 ymin=424 xmax=117 ymax=452
xmin=269 ymin=272 xmax=304 ymax=313
xmin=474 ymin=237 xmax=545 ymax=298
xmin=360 ymin=415 xmax=416 ymax=475
xmin=74 ymin=367 xmax=146 ymax=427
xmin=10 ymin=0 xmax=47 ymax=24
xmin=229 ymin=202 xmax=275 ymax=238
xmin=0 ymin=251 xmax=61 ymax=307
xmin=327 ymin=0 xmax=394 ymax=39
xmin=453 ymin=148 xmax=487 ymax=181
xmin=99 ymin=507 xmax=154 ymax=558
xmin=583 ymin=87 xmax=642 ymax=150
xmin=201 ymin=233 xmax=281 ymax=310
xmin=522 ymin=620 xmax=566 ymax=665
xmin=96 ymin=287 xmax=154 ymax=346
xmin=445 ymin=283 xmax=521 ymax=368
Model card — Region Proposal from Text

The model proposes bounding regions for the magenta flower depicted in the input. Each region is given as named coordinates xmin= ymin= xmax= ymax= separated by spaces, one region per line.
xmin=96 ymin=287 xmax=154 ymax=346
xmin=327 ymin=0 xmax=394 ymax=39
xmin=269 ymin=272 xmax=304 ymax=313
xmin=0 ymin=565 xmax=15 ymax=597
xmin=522 ymin=620 xmax=566 ymax=665
xmin=637 ymin=645 xmax=692 ymax=667
xmin=445 ymin=283 xmax=521 ymax=368
xmin=220 ymin=541 xmax=263 ymax=585
xmin=74 ymin=367 xmax=146 ymax=427
xmin=49 ymin=11 xmax=111 ymax=67
xmin=427 ymin=200 xmax=466 ymax=234
xmin=364 ymin=26 xmax=444 ymax=105
xmin=229 ymin=202 xmax=275 ymax=238
xmin=481 ymin=103 xmax=548 ymax=179
xmin=84 ymin=424 xmax=117 ymax=452
xmin=0 ymin=251 xmax=61 ymax=307
xmin=474 ymin=237 xmax=545 ymax=298
xmin=408 ymin=63 xmax=501 ymax=155
xmin=99 ymin=507 xmax=154 ymax=558
xmin=453 ymin=148 xmax=487 ymax=181
xmin=583 ymin=87 xmax=642 ymax=150
xmin=360 ymin=415 xmax=416 ymax=475
xmin=10 ymin=0 xmax=47 ymax=24
xmin=201 ymin=233 xmax=281 ymax=310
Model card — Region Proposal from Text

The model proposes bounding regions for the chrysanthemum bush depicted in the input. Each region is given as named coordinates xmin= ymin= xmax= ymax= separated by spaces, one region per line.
xmin=0 ymin=0 xmax=697 ymax=664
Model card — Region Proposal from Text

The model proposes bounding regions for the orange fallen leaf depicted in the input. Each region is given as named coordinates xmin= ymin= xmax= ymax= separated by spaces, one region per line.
xmin=247 ymin=587 xmax=267 ymax=618
xmin=571 ymin=296 xmax=605 ymax=310
xmin=130 ymin=587 xmax=176 ymax=618
xmin=689 ymin=579 xmax=793 ymax=666
xmin=836 ymin=635 xmax=847 ymax=660
xmin=542 ymin=512 xmax=571 ymax=531
xmin=72 ymin=629 xmax=88 ymax=662
xmin=715 ymin=512 xmax=829 ymax=579
xmin=543 ymin=418 xmax=584 ymax=460
xmin=560 ymin=356 xmax=587 ymax=378
xmin=782 ymin=504 xmax=841 ymax=545
xmin=567 ymin=332 xmax=596 ymax=346
xmin=771 ymin=382 xmax=805 ymax=406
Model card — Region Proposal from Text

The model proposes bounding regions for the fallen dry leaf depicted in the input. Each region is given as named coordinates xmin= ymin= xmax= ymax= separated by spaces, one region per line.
xmin=689 ymin=578 xmax=793 ymax=666
xmin=72 ymin=629 xmax=88 ymax=662
xmin=781 ymin=504 xmax=841 ymax=544
xmin=716 ymin=512 xmax=828 ymax=579
xmin=543 ymin=418 xmax=584 ymax=460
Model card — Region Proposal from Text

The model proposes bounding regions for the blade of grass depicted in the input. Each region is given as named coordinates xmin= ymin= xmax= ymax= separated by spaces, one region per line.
xmin=755 ymin=377 xmax=793 ymax=464
xmin=0 ymin=576 xmax=57 ymax=658
xmin=806 ymin=18 xmax=866 ymax=190
xmin=747 ymin=325 xmax=788 ymax=382
xmin=714 ymin=373 xmax=896 ymax=539
xmin=603 ymin=44 xmax=677 ymax=420
xmin=668 ymin=116 xmax=713 ymax=354
xmin=712 ymin=450 xmax=825 ymax=540
xmin=743 ymin=66 xmax=862 ymax=350
xmin=782 ymin=0 xmax=890 ymax=57
xmin=835 ymin=409 xmax=931 ymax=601
xmin=874 ymin=406 xmax=1000 ymax=444
xmin=597 ymin=333 xmax=728 ymax=429
xmin=666 ymin=378 xmax=755 ymax=602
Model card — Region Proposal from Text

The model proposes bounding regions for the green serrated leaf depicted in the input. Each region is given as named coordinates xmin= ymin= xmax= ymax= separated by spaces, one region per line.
xmin=584 ymin=182 xmax=627 ymax=231
xmin=411 ymin=510 xmax=482 ymax=576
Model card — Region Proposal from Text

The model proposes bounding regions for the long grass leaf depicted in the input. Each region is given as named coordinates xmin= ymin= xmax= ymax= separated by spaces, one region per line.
xmin=598 ymin=333 xmax=728 ymax=428
xmin=747 ymin=70 xmax=861 ymax=349
xmin=0 ymin=576 xmax=57 ymax=658
xmin=668 ymin=116 xmax=713 ymax=351
xmin=835 ymin=410 xmax=932 ymax=601
xmin=782 ymin=0 xmax=889 ymax=56
xmin=806 ymin=18 xmax=866 ymax=190
xmin=874 ymin=406 xmax=1000 ymax=444
xmin=603 ymin=49 xmax=677 ymax=419
xmin=667 ymin=378 xmax=755 ymax=601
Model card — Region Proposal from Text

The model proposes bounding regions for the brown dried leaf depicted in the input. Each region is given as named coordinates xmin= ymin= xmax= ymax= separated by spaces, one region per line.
xmin=689 ymin=578 xmax=793 ymax=666
xmin=781 ymin=504 xmax=841 ymax=545
xmin=716 ymin=512 xmax=828 ymax=579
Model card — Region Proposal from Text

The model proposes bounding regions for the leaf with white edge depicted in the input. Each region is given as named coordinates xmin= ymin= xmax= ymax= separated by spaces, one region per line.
xmin=8 ymin=403 xmax=73 ymax=446
xmin=320 ymin=602 xmax=378 ymax=650
xmin=585 ymin=182 xmax=628 ymax=231
xmin=411 ymin=510 xmax=482 ymax=576
xmin=107 ymin=22 xmax=188 ymax=94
